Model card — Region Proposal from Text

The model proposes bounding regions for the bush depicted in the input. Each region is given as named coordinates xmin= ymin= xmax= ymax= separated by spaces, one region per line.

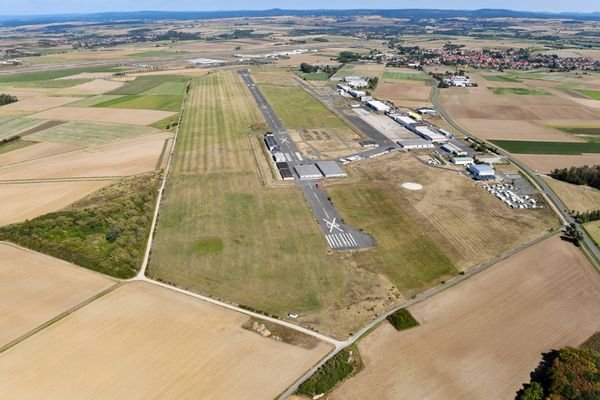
xmin=297 ymin=346 xmax=361 ymax=396
xmin=0 ymin=93 xmax=17 ymax=106
xmin=386 ymin=308 xmax=419 ymax=331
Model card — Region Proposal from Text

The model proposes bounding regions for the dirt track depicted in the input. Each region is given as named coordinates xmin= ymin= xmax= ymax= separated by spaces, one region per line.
xmin=332 ymin=235 xmax=600 ymax=400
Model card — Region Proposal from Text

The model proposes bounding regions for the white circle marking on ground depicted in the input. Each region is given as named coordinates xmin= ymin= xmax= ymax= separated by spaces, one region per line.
xmin=402 ymin=182 xmax=423 ymax=191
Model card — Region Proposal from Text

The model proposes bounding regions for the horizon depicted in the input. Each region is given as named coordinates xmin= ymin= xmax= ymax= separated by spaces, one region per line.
xmin=1 ymin=2 xmax=598 ymax=17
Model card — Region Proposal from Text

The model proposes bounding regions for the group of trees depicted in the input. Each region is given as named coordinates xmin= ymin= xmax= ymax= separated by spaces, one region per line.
xmin=575 ymin=210 xmax=600 ymax=224
xmin=300 ymin=62 xmax=320 ymax=73
xmin=386 ymin=308 xmax=419 ymax=331
xmin=297 ymin=346 xmax=361 ymax=396
xmin=0 ymin=93 xmax=17 ymax=106
xmin=551 ymin=165 xmax=600 ymax=190
xmin=0 ymin=173 xmax=159 ymax=279
xmin=517 ymin=333 xmax=600 ymax=400
xmin=564 ymin=223 xmax=583 ymax=247
xmin=337 ymin=51 xmax=362 ymax=63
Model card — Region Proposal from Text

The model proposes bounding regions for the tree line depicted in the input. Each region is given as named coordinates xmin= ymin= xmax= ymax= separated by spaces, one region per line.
xmin=551 ymin=165 xmax=600 ymax=190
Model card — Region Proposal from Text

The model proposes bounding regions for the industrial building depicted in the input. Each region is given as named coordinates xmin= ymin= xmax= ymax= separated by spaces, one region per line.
xmin=294 ymin=164 xmax=323 ymax=180
xmin=366 ymin=100 xmax=391 ymax=113
xmin=316 ymin=161 xmax=347 ymax=178
xmin=393 ymin=115 xmax=417 ymax=127
xmin=414 ymin=126 xmax=448 ymax=143
xmin=468 ymin=164 xmax=496 ymax=180
xmin=276 ymin=162 xmax=294 ymax=181
xmin=477 ymin=155 xmax=505 ymax=164
xmin=348 ymin=79 xmax=369 ymax=88
xmin=417 ymin=107 xmax=437 ymax=116
xmin=444 ymin=75 xmax=474 ymax=87
xmin=264 ymin=133 xmax=280 ymax=153
xmin=442 ymin=143 xmax=468 ymax=156
xmin=398 ymin=139 xmax=435 ymax=149
xmin=349 ymin=89 xmax=366 ymax=98
xmin=359 ymin=140 xmax=378 ymax=148
xmin=451 ymin=156 xmax=474 ymax=165
xmin=272 ymin=152 xmax=286 ymax=163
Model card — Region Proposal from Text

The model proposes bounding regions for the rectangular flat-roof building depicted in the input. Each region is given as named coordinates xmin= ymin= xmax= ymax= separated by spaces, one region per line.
xmin=264 ymin=134 xmax=280 ymax=153
xmin=394 ymin=115 xmax=417 ymax=126
xmin=316 ymin=161 xmax=347 ymax=178
xmin=398 ymin=139 xmax=435 ymax=149
xmin=468 ymin=164 xmax=496 ymax=180
xmin=294 ymin=164 xmax=323 ymax=180
xmin=366 ymin=100 xmax=391 ymax=113
xmin=451 ymin=156 xmax=474 ymax=165
xmin=415 ymin=126 xmax=448 ymax=143
xmin=442 ymin=143 xmax=468 ymax=156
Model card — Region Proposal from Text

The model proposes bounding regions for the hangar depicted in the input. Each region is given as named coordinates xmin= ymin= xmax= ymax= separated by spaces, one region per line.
xmin=469 ymin=164 xmax=496 ymax=180
xmin=316 ymin=161 xmax=347 ymax=178
xmin=398 ymin=139 xmax=434 ymax=149
xmin=294 ymin=164 xmax=323 ymax=180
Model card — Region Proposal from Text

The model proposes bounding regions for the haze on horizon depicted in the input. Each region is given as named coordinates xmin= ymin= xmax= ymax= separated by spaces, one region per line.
xmin=2 ymin=0 xmax=598 ymax=16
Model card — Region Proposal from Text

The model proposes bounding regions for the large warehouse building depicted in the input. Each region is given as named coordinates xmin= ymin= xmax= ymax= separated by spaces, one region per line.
xmin=294 ymin=164 xmax=323 ymax=180
xmin=468 ymin=164 xmax=496 ymax=180
xmin=398 ymin=139 xmax=434 ymax=149
xmin=414 ymin=126 xmax=448 ymax=143
xmin=316 ymin=161 xmax=347 ymax=178
xmin=366 ymin=100 xmax=391 ymax=113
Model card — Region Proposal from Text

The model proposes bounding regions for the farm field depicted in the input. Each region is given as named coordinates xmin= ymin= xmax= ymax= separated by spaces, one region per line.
xmin=490 ymin=140 xmax=600 ymax=155
xmin=0 ymin=132 xmax=171 ymax=179
xmin=28 ymin=121 xmax=161 ymax=145
xmin=0 ymin=66 xmax=120 ymax=83
xmin=327 ymin=153 xmax=558 ymax=271
xmin=92 ymin=94 xmax=183 ymax=112
xmin=383 ymin=70 xmax=430 ymax=81
xmin=374 ymin=82 xmax=432 ymax=107
xmin=515 ymin=153 xmax=600 ymax=173
xmin=108 ymin=75 xmax=189 ymax=95
xmin=0 ymin=141 xmax=80 ymax=167
xmin=0 ymin=96 xmax=80 ymax=113
xmin=577 ymin=89 xmax=600 ymax=100
xmin=489 ymin=87 xmax=549 ymax=95
xmin=29 ymin=106 xmax=175 ymax=125
xmin=0 ymin=140 xmax=35 ymax=155
xmin=0 ymin=180 xmax=112 ymax=226
xmin=331 ymin=235 xmax=600 ymax=400
xmin=59 ymin=78 xmax=124 ymax=95
xmin=0 ymin=79 xmax=91 ymax=88
xmin=0 ymin=243 xmax=115 ymax=347
xmin=542 ymin=176 xmax=600 ymax=213
xmin=0 ymin=281 xmax=332 ymax=400
xmin=0 ymin=117 xmax=45 ymax=139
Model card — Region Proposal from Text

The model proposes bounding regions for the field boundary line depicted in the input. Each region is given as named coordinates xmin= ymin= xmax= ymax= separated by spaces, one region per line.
xmin=0 ymin=281 xmax=124 ymax=354
xmin=0 ymin=176 xmax=122 ymax=184
xmin=137 ymin=79 xmax=190 ymax=278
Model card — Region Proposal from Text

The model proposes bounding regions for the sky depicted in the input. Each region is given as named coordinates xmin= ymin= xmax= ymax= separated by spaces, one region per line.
xmin=2 ymin=0 xmax=598 ymax=15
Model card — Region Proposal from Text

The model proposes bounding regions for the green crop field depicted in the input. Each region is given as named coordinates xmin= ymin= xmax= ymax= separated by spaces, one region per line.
xmin=383 ymin=71 xmax=430 ymax=81
xmin=0 ymin=79 xmax=92 ymax=88
xmin=489 ymin=87 xmax=549 ymax=95
xmin=148 ymin=71 xmax=460 ymax=337
xmin=331 ymin=64 xmax=355 ymax=79
xmin=0 ymin=66 xmax=118 ymax=83
xmin=296 ymin=71 xmax=331 ymax=81
xmin=108 ymin=75 xmax=189 ymax=95
xmin=491 ymin=140 xmax=600 ymax=154
xmin=0 ymin=140 xmax=36 ymax=155
xmin=93 ymin=94 xmax=183 ymax=112
xmin=259 ymin=84 xmax=350 ymax=130
xmin=482 ymin=75 xmax=521 ymax=83
xmin=576 ymin=90 xmax=600 ymax=100
xmin=141 ymin=81 xmax=187 ymax=96
xmin=69 ymin=95 xmax=125 ymax=107
xmin=28 ymin=121 xmax=160 ymax=146
xmin=0 ymin=117 xmax=45 ymax=140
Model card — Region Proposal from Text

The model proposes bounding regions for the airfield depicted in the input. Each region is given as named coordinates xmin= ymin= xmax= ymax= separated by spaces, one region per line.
xmin=0 ymin=12 xmax=599 ymax=400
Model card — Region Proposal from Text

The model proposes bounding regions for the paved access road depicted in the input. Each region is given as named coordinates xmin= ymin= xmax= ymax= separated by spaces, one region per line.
xmin=239 ymin=69 xmax=374 ymax=250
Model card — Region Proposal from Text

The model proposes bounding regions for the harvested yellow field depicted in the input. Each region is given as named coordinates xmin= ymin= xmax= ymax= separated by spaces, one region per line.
xmin=585 ymin=220 xmax=600 ymax=245
xmin=0 ymin=141 xmax=80 ymax=168
xmin=0 ymin=243 xmax=115 ymax=347
xmin=30 ymin=107 xmax=175 ymax=125
xmin=516 ymin=153 xmax=600 ymax=173
xmin=59 ymin=79 xmax=124 ymax=95
xmin=332 ymin=236 xmax=600 ymax=400
xmin=542 ymin=176 xmax=600 ymax=213
xmin=374 ymin=82 xmax=431 ymax=105
xmin=0 ymin=133 xmax=170 ymax=180
xmin=0 ymin=281 xmax=331 ymax=400
xmin=0 ymin=180 xmax=112 ymax=226
xmin=0 ymin=96 xmax=81 ymax=112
